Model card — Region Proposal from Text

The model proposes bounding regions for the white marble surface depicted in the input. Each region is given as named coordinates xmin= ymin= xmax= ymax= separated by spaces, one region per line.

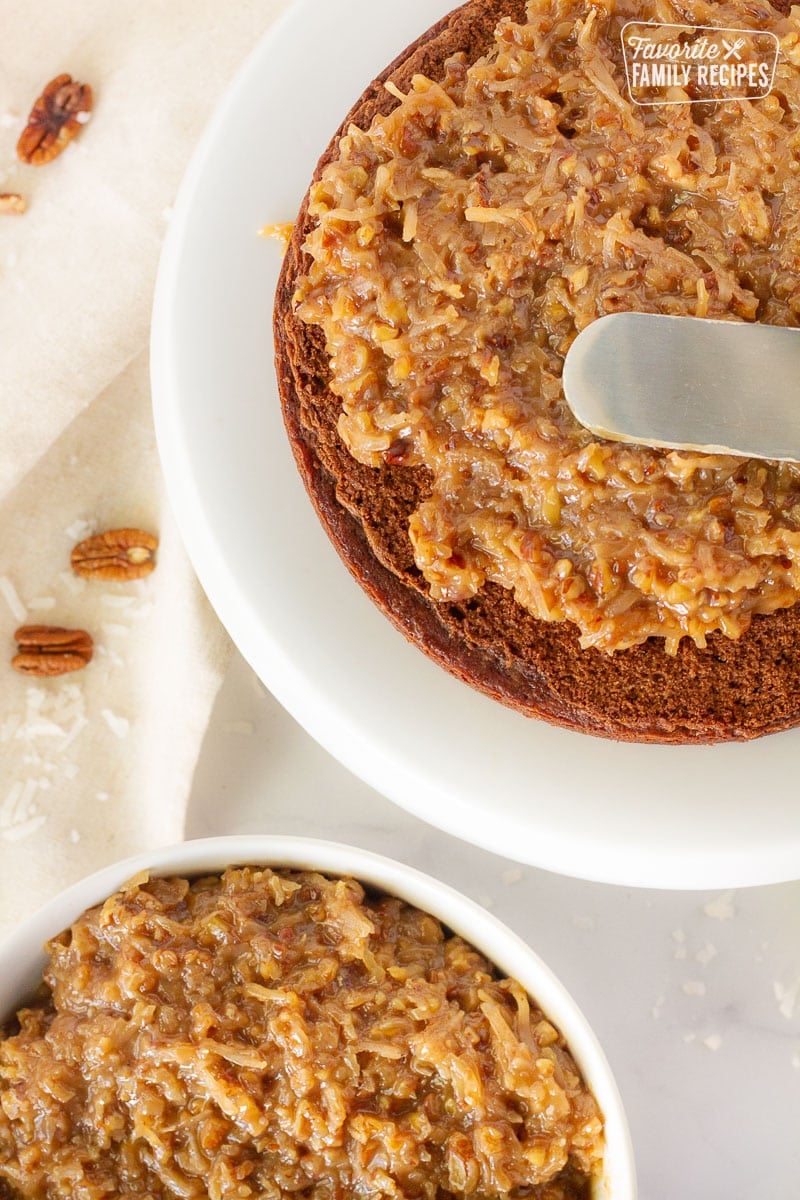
xmin=191 ymin=651 xmax=800 ymax=1200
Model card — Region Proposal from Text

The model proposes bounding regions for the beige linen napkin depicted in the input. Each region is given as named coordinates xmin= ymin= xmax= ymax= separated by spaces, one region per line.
xmin=0 ymin=0 xmax=291 ymax=934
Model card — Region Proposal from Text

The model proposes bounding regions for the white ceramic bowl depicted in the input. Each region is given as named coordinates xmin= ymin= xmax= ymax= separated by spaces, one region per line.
xmin=0 ymin=835 xmax=636 ymax=1198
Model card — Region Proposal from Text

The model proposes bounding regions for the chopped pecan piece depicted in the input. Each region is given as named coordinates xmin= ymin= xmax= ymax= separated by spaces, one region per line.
xmin=17 ymin=74 xmax=93 ymax=166
xmin=71 ymin=528 xmax=158 ymax=581
xmin=0 ymin=193 xmax=27 ymax=215
xmin=13 ymin=626 xmax=93 ymax=676
xmin=384 ymin=438 xmax=412 ymax=466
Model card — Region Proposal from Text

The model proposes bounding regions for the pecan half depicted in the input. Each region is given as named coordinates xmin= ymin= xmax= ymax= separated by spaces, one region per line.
xmin=0 ymin=193 xmax=27 ymax=215
xmin=17 ymin=74 xmax=93 ymax=166
xmin=13 ymin=625 xmax=93 ymax=676
xmin=71 ymin=528 xmax=158 ymax=581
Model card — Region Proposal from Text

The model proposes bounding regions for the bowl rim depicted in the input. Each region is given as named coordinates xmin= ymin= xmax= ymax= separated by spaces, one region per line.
xmin=0 ymin=834 xmax=637 ymax=1198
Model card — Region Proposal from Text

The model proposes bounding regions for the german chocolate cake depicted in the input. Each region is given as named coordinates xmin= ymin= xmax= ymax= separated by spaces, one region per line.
xmin=274 ymin=0 xmax=800 ymax=742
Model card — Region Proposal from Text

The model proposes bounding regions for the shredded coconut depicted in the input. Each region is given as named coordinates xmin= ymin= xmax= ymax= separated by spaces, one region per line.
xmin=101 ymin=623 xmax=130 ymax=638
xmin=0 ymin=782 xmax=25 ymax=829
xmin=127 ymin=601 xmax=154 ymax=621
xmin=16 ymin=717 xmax=67 ymax=739
xmin=64 ymin=518 xmax=96 ymax=542
xmin=2 ymin=814 xmax=46 ymax=842
xmin=101 ymin=709 xmax=130 ymax=739
xmin=100 ymin=594 xmax=137 ymax=609
xmin=384 ymin=80 xmax=407 ymax=102
xmin=95 ymin=646 xmax=125 ymax=668
xmin=695 ymin=942 xmax=719 ymax=966
xmin=773 ymin=976 xmax=800 ymax=1021
xmin=0 ymin=778 xmax=43 ymax=829
xmin=1 ymin=715 xmax=21 ymax=742
xmin=0 ymin=576 xmax=26 ymax=623
xmin=61 ymin=715 xmax=89 ymax=752
xmin=702 ymin=892 xmax=737 ymax=921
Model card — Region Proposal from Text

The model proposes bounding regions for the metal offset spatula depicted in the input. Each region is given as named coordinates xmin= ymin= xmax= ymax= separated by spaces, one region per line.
xmin=562 ymin=312 xmax=800 ymax=463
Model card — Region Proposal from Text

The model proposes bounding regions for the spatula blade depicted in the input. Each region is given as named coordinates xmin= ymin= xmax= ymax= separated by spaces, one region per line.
xmin=562 ymin=312 xmax=800 ymax=464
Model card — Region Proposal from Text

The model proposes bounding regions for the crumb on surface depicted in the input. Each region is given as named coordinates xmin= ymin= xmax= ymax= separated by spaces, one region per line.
xmin=702 ymin=892 xmax=737 ymax=921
